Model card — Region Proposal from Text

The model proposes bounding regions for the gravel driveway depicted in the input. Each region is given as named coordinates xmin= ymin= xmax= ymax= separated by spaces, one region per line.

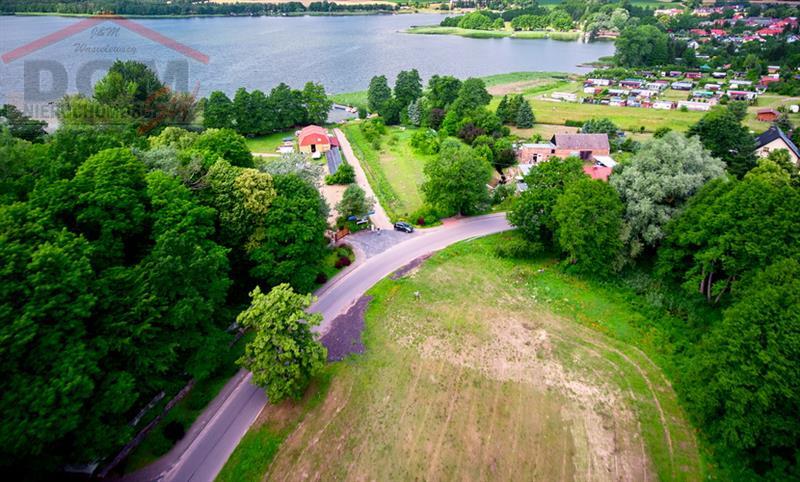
xmin=345 ymin=228 xmax=419 ymax=259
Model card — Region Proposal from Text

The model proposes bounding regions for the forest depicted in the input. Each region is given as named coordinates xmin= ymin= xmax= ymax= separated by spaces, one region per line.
xmin=0 ymin=61 xmax=332 ymax=475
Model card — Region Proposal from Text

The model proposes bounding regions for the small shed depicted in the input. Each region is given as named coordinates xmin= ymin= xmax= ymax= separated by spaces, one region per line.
xmin=757 ymin=109 xmax=780 ymax=122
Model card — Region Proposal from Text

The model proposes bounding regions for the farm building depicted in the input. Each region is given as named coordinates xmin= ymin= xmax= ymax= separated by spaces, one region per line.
xmin=653 ymin=100 xmax=675 ymax=110
xmin=671 ymin=81 xmax=694 ymax=90
xmin=297 ymin=125 xmax=332 ymax=154
xmin=678 ymin=100 xmax=715 ymax=111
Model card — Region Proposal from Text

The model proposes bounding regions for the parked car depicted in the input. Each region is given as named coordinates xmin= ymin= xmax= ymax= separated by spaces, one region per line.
xmin=394 ymin=222 xmax=414 ymax=233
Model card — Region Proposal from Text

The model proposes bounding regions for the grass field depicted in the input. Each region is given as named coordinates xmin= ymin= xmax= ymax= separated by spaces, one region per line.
xmin=244 ymin=130 xmax=295 ymax=153
xmin=252 ymin=233 xmax=705 ymax=481
xmin=341 ymin=124 xmax=433 ymax=220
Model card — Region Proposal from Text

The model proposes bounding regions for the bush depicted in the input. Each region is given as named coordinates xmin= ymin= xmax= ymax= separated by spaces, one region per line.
xmin=163 ymin=421 xmax=186 ymax=443
xmin=564 ymin=119 xmax=584 ymax=128
xmin=491 ymin=182 xmax=516 ymax=205
xmin=334 ymin=256 xmax=351 ymax=269
xmin=325 ymin=161 xmax=356 ymax=185
xmin=416 ymin=216 xmax=426 ymax=226
xmin=494 ymin=236 xmax=543 ymax=258
xmin=410 ymin=128 xmax=441 ymax=155
xmin=410 ymin=204 xmax=443 ymax=226
xmin=315 ymin=272 xmax=328 ymax=284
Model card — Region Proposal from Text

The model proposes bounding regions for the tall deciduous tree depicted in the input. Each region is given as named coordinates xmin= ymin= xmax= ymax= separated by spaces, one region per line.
xmin=237 ymin=284 xmax=326 ymax=402
xmin=507 ymin=156 xmax=584 ymax=244
xmin=367 ymin=75 xmax=392 ymax=114
xmin=250 ymin=174 xmax=328 ymax=293
xmin=394 ymin=69 xmax=423 ymax=109
xmin=682 ymin=258 xmax=800 ymax=476
xmin=302 ymin=81 xmax=332 ymax=125
xmin=203 ymin=91 xmax=234 ymax=129
xmin=554 ymin=177 xmax=624 ymax=276
xmin=427 ymin=75 xmax=462 ymax=109
xmin=657 ymin=161 xmax=800 ymax=302
xmin=422 ymin=139 xmax=492 ymax=215
xmin=610 ymin=132 xmax=725 ymax=257
xmin=688 ymin=107 xmax=756 ymax=178
xmin=614 ymin=25 xmax=669 ymax=67
xmin=336 ymin=184 xmax=374 ymax=219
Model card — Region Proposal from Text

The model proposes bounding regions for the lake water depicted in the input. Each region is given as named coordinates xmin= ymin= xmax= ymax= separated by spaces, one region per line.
xmin=0 ymin=14 xmax=614 ymax=111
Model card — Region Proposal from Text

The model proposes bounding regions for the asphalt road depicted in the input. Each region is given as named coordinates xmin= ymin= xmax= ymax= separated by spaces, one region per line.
xmin=126 ymin=213 xmax=512 ymax=482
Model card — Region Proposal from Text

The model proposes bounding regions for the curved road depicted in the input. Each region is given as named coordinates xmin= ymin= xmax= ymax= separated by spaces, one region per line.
xmin=126 ymin=213 xmax=512 ymax=482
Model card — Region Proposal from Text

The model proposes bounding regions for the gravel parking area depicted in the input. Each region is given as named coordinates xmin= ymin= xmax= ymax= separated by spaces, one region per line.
xmin=345 ymin=229 xmax=418 ymax=259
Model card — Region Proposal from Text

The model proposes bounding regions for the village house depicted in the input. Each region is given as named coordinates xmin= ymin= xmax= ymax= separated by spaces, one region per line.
xmin=755 ymin=126 xmax=800 ymax=165
xmin=671 ymin=81 xmax=694 ymax=91
xmin=653 ymin=100 xmax=674 ymax=110
xmin=297 ymin=125 xmax=333 ymax=154
xmin=679 ymin=100 xmax=715 ymax=111
xmin=516 ymin=133 xmax=611 ymax=164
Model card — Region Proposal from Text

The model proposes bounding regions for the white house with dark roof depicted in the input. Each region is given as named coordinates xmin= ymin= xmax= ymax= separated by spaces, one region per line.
xmin=755 ymin=126 xmax=800 ymax=166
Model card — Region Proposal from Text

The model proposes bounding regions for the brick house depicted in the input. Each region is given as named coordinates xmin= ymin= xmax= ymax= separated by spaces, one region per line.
xmin=517 ymin=133 xmax=611 ymax=164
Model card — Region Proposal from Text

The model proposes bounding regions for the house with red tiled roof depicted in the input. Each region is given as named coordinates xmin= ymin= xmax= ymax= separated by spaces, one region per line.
xmin=297 ymin=125 xmax=332 ymax=154
xmin=516 ymin=133 xmax=611 ymax=164
xmin=583 ymin=164 xmax=613 ymax=181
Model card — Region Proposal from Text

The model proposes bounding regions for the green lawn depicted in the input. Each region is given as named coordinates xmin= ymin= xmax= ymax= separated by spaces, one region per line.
xmin=330 ymin=91 xmax=369 ymax=110
xmin=243 ymin=233 xmax=707 ymax=481
xmin=244 ymin=130 xmax=296 ymax=153
xmin=341 ymin=124 xmax=434 ymax=221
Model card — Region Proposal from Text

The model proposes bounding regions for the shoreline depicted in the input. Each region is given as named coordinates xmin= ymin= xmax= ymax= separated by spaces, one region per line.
xmin=0 ymin=10 xmax=404 ymax=19
xmin=405 ymin=25 xmax=585 ymax=41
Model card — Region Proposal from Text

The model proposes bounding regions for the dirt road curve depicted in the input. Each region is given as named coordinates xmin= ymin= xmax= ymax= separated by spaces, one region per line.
xmin=121 ymin=213 xmax=512 ymax=482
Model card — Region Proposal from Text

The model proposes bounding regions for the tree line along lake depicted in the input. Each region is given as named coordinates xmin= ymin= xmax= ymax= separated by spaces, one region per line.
xmin=0 ymin=13 xmax=614 ymax=105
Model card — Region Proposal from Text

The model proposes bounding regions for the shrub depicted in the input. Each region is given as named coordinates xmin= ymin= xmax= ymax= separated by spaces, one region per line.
xmin=564 ymin=119 xmax=584 ymax=128
xmin=494 ymin=236 xmax=543 ymax=258
xmin=315 ymin=272 xmax=328 ymax=284
xmin=410 ymin=128 xmax=441 ymax=155
xmin=417 ymin=216 xmax=426 ymax=226
xmin=163 ymin=421 xmax=186 ymax=443
xmin=325 ymin=161 xmax=356 ymax=185
xmin=334 ymin=256 xmax=351 ymax=269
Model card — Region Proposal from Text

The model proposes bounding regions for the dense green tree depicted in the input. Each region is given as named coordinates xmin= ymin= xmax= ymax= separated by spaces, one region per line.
xmin=682 ymin=258 xmax=800 ymax=476
xmin=394 ymin=69 xmax=422 ymax=109
xmin=427 ymin=75 xmax=462 ymax=109
xmin=515 ymin=99 xmax=535 ymax=128
xmin=325 ymin=162 xmax=355 ymax=185
xmin=367 ymin=75 xmax=392 ymax=114
xmin=193 ymin=128 xmax=253 ymax=168
xmin=203 ymin=91 xmax=234 ymax=129
xmin=554 ymin=178 xmax=624 ymax=276
xmin=492 ymin=137 xmax=517 ymax=171
xmin=0 ymin=129 xmax=49 ymax=204
xmin=507 ymin=156 xmax=585 ymax=245
xmin=148 ymin=126 xmax=198 ymax=151
xmin=232 ymin=88 xmax=258 ymax=136
xmin=422 ymin=139 xmax=492 ymax=216
xmin=610 ymin=132 xmax=725 ymax=257
xmin=450 ymin=78 xmax=492 ymax=117
xmin=726 ymin=100 xmax=748 ymax=122
xmin=496 ymin=95 xmax=512 ymax=124
xmin=581 ymin=117 xmax=619 ymax=136
xmin=614 ymin=25 xmax=669 ymax=67
xmin=270 ymin=83 xmax=307 ymax=130
xmin=336 ymin=184 xmax=374 ymax=219
xmin=302 ymin=82 xmax=332 ymax=125
xmin=258 ymin=152 xmax=324 ymax=188
xmin=250 ymin=175 xmax=328 ymax=293
xmin=688 ymin=107 xmax=756 ymax=178
xmin=658 ymin=162 xmax=800 ymax=302
xmin=93 ymin=70 xmax=136 ymax=114
xmin=47 ymin=124 xmax=140 ymax=180
xmin=56 ymin=95 xmax=132 ymax=127
xmin=457 ymin=11 xmax=493 ymax=30
xmin=0 ymin=104 xmax=47 ymax=142
xmin=237 ymin=284 xmax=326 ymax=402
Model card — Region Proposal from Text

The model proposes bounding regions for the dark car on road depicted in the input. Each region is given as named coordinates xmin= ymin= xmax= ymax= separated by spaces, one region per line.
xmin=394 ymin=221 xmax=414 ymax=233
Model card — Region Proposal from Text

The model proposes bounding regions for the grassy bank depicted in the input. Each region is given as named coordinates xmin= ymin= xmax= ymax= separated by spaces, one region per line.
xmin=241 ymin=233 xmax=706 ymax=480
xmin=244 ymin=130 xmax=295 ymax=154
xmin=406 ymin=25 xmax=582 ymax=41
xmin=215 ymin=370 xmax=334 ymax=482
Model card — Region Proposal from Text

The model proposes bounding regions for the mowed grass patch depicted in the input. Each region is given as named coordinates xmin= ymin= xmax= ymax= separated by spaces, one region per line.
xmin=261 ymin=233 xmax=707 ymax=481
xmin=329 ymin=91 xmax=368 ymax=110
xmin=528 ymin=98 xmax=705 ymax=132
xmin=244 ymin=130 xmax=295 ymax=153
xmin=341 ymin=123 xmax=433 ymax=220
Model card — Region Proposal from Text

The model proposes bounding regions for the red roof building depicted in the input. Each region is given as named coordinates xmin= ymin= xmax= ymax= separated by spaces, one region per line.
xmin=757 ymin=109 xmax=780 ymax=122
xmin=757 ymin=27 xmax=784 ymax=36
xmin=298 ymin=125 xmax=332 ymax=154
xmin=583 ymin=164 xmax=613 ymax=182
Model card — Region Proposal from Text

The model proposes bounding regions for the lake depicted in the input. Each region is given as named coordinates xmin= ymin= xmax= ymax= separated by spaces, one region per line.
xmin=0 ymin=14 xmax=614 ymax=110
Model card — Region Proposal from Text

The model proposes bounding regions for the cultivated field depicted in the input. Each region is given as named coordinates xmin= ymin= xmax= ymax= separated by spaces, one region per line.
xmin=261 ymin=234 xmax=705 ymax=481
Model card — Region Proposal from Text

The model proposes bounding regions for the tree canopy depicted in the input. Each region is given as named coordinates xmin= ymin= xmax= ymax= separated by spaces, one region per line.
xmin=421 ymin=139 xmax=492 ymax=216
